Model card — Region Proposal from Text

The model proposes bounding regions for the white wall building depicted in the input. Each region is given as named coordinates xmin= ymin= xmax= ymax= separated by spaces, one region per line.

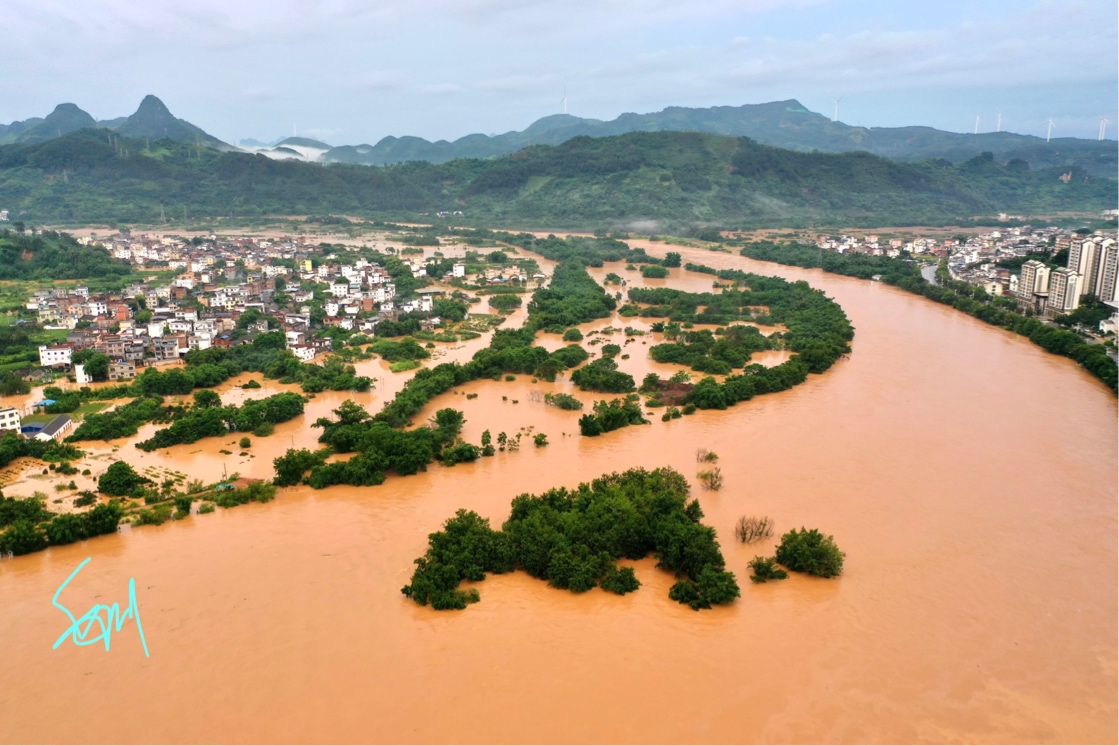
xmin=39 ymin=345 xmax=72 ymax=367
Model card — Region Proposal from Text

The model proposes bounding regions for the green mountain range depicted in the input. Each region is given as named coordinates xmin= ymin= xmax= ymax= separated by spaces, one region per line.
xmin=5 ymin=96 xmax=1116 ymax=177
xmin=0 ymin=128 xmax=1112 ymax=230
xmin=0 ymin=96 xmax=229 ymax=149
xmin=320 ymin=99 xmax=1117 ymax=177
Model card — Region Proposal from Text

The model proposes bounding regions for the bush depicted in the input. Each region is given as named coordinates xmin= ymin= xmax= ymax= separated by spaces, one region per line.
xmin=667 ymin=566 xmax=741 ymax=610
xmin=544 ymin=392 xmax=583 ymax=410
xmin=600 ymin=565 xmax=641 ymax=595
xmin=578 ymin=395 xmax=648 ymax=436
xmin=45 ymin=514 xmax=90 ymax=546
xmin=198 ymin=502 xmax=216 ymax=514
xmin=747 ymin=556 xmax=788 ymax=583
xmin=533 ymin=433 xmax=548 ymax=447
xmin=136 ymin=505 xmax=173 ymax=526
xmin=98 ymin=461 xmax=146 ymax=496
xmin=641 ymin=265 xmax=669 ymax=279
xmin=775 ymin=528 xmax=845 ymax=578
xmin=562 ymin=328 xmax=584 ymax=342
xmin=442 ymin=442 xmax=480 ymax=466
xmin=253 ymin=422 xmax=275 ymax=437
xmin=243 ymin=379 xmax=262 ymax=389
xmin=488 ymin=294 xmax=523 ymax=312
xmin=0 ymin=519 xmax=48 ymax=555
xmin=735 ymin=515 xmax=773 ymax=543
xmin=239 ymin=437 xmax=251 ymax=449
xmin=697 ymin=467 xmax=723 ymax=491
xmin=73 ymin=492 xmax=98 ymax=508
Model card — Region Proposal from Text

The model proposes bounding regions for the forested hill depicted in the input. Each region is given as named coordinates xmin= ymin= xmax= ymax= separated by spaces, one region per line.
xmin=0 ymin=229 xmax=132 ymax=281
xmin=322 ymin=99 xmax=1117 ymax=177
xmin=0 ymin=129 xmax=1112 ymax=230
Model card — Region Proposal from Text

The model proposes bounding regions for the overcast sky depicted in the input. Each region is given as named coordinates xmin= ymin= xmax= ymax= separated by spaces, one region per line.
xmin=3 ymin=0 xmax=1116 ymax=146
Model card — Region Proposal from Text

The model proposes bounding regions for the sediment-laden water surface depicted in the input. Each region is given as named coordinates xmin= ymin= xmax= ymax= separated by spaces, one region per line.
xmin=1 ymin=243 xmax=1115 ymax=744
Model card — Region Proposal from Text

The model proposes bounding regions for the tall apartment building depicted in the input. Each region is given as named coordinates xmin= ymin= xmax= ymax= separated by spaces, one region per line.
xmin=1016 ymin=260 xmax=1052 ymax=314
xmin=1046 ymin=268 xmax=1081 ymax=314
xmin=1068 ymin=240 xmax=1100 ymax=297
xmin=1018 ymin=260 xmax=1050 ymax=297
xmin=1067 ymin=237 xmax=1118 ymax=303
xmin=1093 ymin=239 xmax=1117 ymax=304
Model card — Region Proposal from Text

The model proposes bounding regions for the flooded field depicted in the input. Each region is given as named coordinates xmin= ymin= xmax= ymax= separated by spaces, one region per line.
xmin=0 ymin=242 xmax=1115 ymax=744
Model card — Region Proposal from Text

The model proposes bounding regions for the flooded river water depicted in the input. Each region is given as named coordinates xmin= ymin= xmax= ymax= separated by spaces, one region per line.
xmin=0 ymin=243 xmax=1115 ymax=743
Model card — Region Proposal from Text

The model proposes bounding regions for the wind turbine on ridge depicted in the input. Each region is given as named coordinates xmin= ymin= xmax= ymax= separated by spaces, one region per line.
xmin=1099 ymin=117 xmax=1109 ymax=140
xmin=832 ymin=97 xmax=842 ymax=123
xmin=561 ymin=87 xmax=568 ymax=115
xmin=996 ymin=110 xmax=1002 ymax=133
xmin=974 ymin=115 xmax=980 ymax=135
xmin=1046 ymin=118 xmax=1054 ymax=143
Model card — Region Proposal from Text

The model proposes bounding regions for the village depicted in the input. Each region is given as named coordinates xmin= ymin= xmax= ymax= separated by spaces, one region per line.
xmin=1 ymin=230 xmax=540 ymax=426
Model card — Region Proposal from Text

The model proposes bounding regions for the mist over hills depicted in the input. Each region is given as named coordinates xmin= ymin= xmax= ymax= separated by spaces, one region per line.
xmin=0 ymin=127 xmax=1111 ymax=230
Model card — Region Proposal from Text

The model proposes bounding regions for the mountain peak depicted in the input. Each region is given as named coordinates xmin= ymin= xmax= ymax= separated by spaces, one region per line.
xmin=136 ymin=95 xmax=172 ymax=115
xmin=11 ymin=102 xmax=97 ymax=144
xmin=51 ymin=103 xmax=88 ymax=116
xmin=114 ymin=95 xmax=229 ymax=149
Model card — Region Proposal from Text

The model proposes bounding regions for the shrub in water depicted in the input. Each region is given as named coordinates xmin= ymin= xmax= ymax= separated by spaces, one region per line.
xmin=774 ymin=528 xmax=845 ymax=578
xmin=747 ymin=555 xmax=788 ymax=583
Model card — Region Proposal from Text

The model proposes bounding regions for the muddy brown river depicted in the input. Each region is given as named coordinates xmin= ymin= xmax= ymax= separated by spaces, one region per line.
xmin=1 ymin=242 xmax=1115 ymax=744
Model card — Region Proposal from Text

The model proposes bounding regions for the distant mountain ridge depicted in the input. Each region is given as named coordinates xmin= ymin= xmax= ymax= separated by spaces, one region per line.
xmin=2 ymin=96 xmax=1115 ymax=176
xmin=318 ymin=99 xmax=1117 ymax=176
xmin=0 ymin=95 xmax=229 ymax=149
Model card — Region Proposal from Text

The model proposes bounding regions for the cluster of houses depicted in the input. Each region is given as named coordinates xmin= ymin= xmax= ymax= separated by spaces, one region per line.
xmin=22 ymin=232 xmax=510 ymax=383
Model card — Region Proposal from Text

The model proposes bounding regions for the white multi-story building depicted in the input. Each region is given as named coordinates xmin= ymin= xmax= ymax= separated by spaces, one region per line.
xmin=1068 ymin=240 xmax=1100 ymax=297
xmin=1018 ymin=260 xmax=1051 ymax=298
xmin=290 ymin=345 xmax=317 ymax=362
xmin=1067 ymin=237 xmax=1117 ymax=303
xmin=39 ymin=345 xmax=72 ymax=367
xmin=0 ymin=406 xmax=21 ymax=433
xmin=1046 ymin=268 xmax=1080 ymax=314
xmin=1094 ymin=239 xmax=1117 ymax=304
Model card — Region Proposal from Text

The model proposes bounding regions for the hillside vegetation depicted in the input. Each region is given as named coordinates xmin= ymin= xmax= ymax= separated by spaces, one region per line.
xmin=0 ymin=129 xmax=1111 ymax=229
xmin=0 ymin=229 xmax=132 ymax=281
